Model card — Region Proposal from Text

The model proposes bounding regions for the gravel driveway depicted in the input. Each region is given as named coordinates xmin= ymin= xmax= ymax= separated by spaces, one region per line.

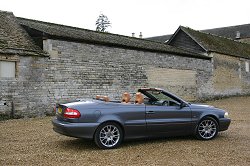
xmin=0 ymin=96 xmax=250 ymax=166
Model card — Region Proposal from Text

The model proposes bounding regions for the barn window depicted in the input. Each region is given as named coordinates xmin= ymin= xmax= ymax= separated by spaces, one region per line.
xmin=246 ymin=61 xmax=249 ymax=72
xmin=0 ymin=61 xmax=16 ymax=78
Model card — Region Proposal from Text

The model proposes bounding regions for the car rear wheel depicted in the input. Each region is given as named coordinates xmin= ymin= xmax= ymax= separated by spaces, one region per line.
xmin=196 ymin=117 xmax=218 ymax=140
xmin=94 ymin=122 xmax=123 ymax=149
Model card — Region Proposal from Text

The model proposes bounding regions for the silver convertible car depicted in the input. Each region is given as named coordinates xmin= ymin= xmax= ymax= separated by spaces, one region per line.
xmin=52 ymin=88 xmax=231 ymax=149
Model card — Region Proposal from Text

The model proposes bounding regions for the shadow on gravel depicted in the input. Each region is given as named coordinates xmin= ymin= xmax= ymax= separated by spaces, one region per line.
xmin=121 ymin=135 xmax=196 ymax=147
xmin=55 ymin=139 xmax=99 ymax=151
xmin=55 ymin=135 xmax=197 ymax=150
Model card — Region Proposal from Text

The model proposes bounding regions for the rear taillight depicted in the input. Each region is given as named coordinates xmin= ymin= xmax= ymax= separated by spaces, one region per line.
xmin=64 ymin=108 xmax=81 ymax=118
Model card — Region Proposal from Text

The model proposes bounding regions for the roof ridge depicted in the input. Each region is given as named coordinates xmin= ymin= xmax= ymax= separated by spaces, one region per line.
xmin=17 ymin=17 xmax=150 ymax=43
xmin=181 ymin=26 xmax=248 ymax=43
xmin=203 ymin=23 xmax=250 ymax=31
xmin=17 ymin=17 xmax=101 ymax=34
xmin=179 ymin=26 xmax=250 ymax=59
xmin=16 ymin=17 xmax=210 ymax=59
xmin=0 ymin=10 xmax=13 ymax=14
xmin=17 ymin=17 xmax=206 ymax=54
xmin=0 ymin=11 xmax=47 ymax=56
xmin=147 ymin=34 xmax=172 ymax=38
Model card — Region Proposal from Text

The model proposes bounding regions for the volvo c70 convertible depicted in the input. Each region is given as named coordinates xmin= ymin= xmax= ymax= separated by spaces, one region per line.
xmin=52 ymin=88 xmax=231 ymax=149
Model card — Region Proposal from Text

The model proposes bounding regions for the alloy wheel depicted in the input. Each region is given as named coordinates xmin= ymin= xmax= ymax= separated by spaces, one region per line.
xmin=198 ymin=119 xmax=217 ymax=139
xmin=99 ymin=125 xmax=120 ymax=148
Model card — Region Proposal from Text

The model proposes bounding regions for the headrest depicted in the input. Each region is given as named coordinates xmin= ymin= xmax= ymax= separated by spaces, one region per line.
xmin=103 ymin=96 xmax=110 ymax=102
xmin=135 ymin=92 xmax=144 ymax=104
xmin=96 ymin=95 xmax=110 ymax=102
xmin=122 ymin=92 xmax=131 ymax=103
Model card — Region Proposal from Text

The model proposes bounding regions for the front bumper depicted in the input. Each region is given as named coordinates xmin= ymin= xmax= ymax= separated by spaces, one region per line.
xmin=219 ymin=118 xmax=231 ymax=131
xmin=52 ymin=118 xmax=100 ymax=139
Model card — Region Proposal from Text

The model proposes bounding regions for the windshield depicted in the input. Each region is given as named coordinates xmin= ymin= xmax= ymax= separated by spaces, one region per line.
xmin=147 ymin=90 xmax=173 ymax=101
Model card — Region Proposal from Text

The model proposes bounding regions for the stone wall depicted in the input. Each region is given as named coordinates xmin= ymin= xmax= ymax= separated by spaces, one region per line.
xmin=0 ymin=39 xmax=213 ymax=117
xmin=146 ymin=68 xmax=197 ymax=100
xmin=210 ymin=53 xmax=250 ymax=97
xmin=0 ymin=54 xmax=49 ymax=118
xmin=240 ymin=58 xmax=250 ymax=94
xmin=45 ymin=39 xmax=213 ymax=102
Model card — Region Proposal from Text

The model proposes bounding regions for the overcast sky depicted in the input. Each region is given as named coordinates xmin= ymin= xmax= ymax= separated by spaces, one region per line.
xmin=1 ymin=0 xmax=250 ymax=38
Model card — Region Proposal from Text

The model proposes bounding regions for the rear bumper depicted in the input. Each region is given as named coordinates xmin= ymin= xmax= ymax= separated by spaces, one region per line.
xmin=219 ymin=118 xmax=231 ymax=131
xmin=52 ymin=118 xmax=100 ymax=139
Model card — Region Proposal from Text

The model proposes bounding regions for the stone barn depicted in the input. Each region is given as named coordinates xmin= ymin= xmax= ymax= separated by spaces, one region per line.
xmin=0 ymin=11 xmax=213 ymax=118
xmin=1 ymin=10 xmax=250 ymax=118
xmin=168 ymin=26 xmax=250 ymax=97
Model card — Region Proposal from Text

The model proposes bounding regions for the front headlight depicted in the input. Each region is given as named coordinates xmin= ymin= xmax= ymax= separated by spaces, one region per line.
xmin=224 ymin=112 xmax=229 ymax=118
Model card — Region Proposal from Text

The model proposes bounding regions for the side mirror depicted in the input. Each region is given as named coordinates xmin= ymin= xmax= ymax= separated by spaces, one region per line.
xmin=180 ymin=102 xmax=186 ymax=109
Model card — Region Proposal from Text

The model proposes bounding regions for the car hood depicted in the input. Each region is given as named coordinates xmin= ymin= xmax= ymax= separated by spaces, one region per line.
xmin=188 ymin=103 xmax=227 ymax=119
xmin=189 ymin=103 xmax=215 ymax=109
xmin=189 ymin=103 xmax=226 ymax=112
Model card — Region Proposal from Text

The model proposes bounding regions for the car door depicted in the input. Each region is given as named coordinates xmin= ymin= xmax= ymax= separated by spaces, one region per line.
xmin=145 ymin=104 xmax=192 ymax=136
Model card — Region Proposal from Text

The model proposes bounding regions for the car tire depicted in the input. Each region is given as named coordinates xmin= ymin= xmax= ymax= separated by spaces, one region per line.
xmin=94 ymin=122 xmax=123 ymax=149
xmin=195 ymin=117 xmax=219 ymax=140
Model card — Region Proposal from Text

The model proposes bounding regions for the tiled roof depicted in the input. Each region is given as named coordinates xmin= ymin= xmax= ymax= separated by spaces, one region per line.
xmin=178 ymin=26 xmax=250 ymax=59
xmin=147 ymin=23 xmax=250 ymax=43
xmin=0 ymin=11 xmax=46 ymax=56
xmin=17 ymin=17 xmax=209 ymax=59
xmin=203 ymin=24 xmax=250 ymax=40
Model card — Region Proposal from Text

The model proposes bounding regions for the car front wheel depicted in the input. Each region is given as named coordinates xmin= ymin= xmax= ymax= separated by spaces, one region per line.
xmin=94 ymin=122 xmax=123 ymax=149
xmin=196 ymin=117 xmax=218 ymax=140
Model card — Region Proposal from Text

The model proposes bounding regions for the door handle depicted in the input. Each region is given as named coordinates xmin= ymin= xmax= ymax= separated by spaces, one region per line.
xmin=146 ymin=111 xmax=155 ymax=114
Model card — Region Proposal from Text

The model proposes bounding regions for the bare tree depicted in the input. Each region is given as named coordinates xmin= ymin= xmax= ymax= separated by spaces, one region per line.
xmin=95 ymin=13 xmax=111 ymax=32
